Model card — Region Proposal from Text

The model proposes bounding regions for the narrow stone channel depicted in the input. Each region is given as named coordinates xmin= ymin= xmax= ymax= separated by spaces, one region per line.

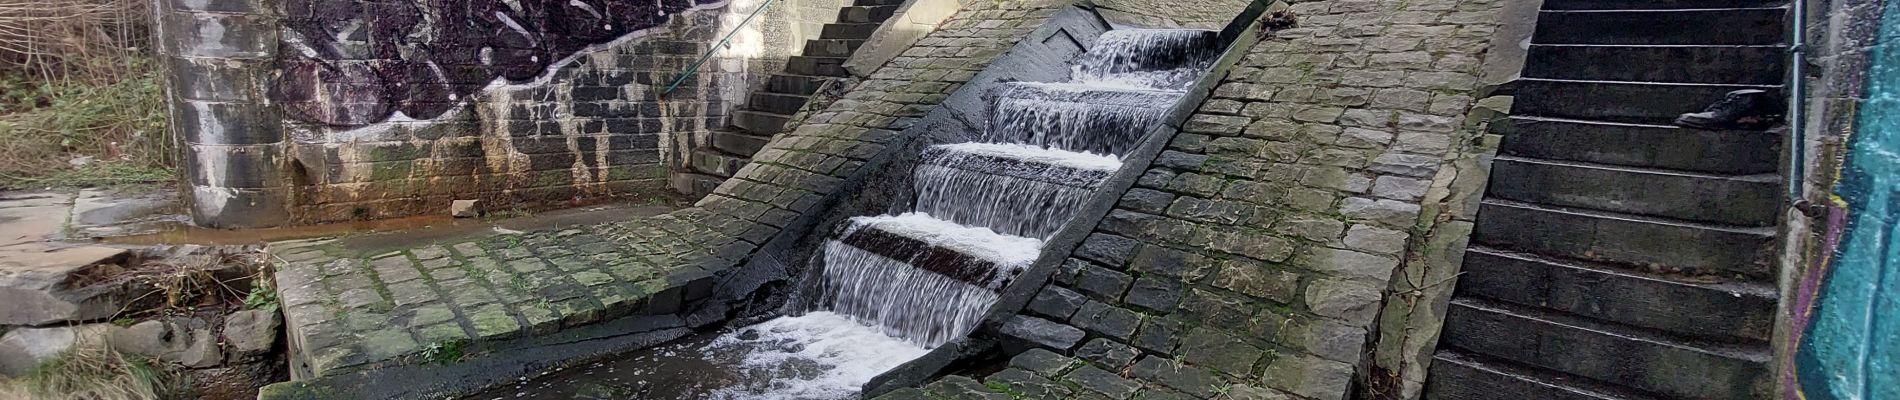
xmin=467 ymin=28 xmax=1219 ymax=399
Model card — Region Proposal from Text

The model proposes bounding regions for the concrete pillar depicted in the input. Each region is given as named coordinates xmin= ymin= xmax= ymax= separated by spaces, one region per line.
xmin=154 ymin=0 xmax=289 ymax=228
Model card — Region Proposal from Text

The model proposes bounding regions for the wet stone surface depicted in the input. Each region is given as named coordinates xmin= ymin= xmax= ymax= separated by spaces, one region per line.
xmin=274 ymin=210 xmax=763 ymax=377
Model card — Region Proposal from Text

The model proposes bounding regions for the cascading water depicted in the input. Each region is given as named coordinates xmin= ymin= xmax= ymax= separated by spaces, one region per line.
xmin=465 ymin=28 xmax=1219 ymax=400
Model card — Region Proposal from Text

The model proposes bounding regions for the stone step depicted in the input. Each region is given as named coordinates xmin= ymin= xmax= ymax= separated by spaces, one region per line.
xmin=747 ymin=91 xmax=813 ymax=115
xmin=765 ymin=74 xmax=831 ymax=96
xmin=822 ymin=23 xmax=883 ymax=40
xmin=837 ymin=214 xmax=1042 ymax=290
xmin=670 ymin=171 xmax=725 ymax=197
xmin=837 ymin=5 xmax=899 ymax=23
xmin=1524 ymin=45 xmax=1786 ymax=85
xmin=1533 ymin=8 xmax=1787 ymax=46
xmin=731 ymin=110 xmax=792 ymax=135
xmin=1439 ymin=298 xmax=1772 ymax=399
xmin=710 ymin=130 xmax=773 ymax=157
xmin=914 ymin=143 xmax=1122 ymax=238
xmin=985 ymin=82 xmax=1183 ymax=155
xmin=854 ymin=0 xmax=906 ymax=6
xmin=919 ymin=143 xmax=1120 ymax=189
xmin=803 ymin=39 xmax=867 ymax=58
xmin=1485 ymin=156 xmax=1779 ymax=226
xmin=785 ymin=55 xmax=850 ymax=77
xmin=1512 ymin=78 xmax=1781 ymax=125
xmin=1471 ymin=200 xmax=1775 ymax=278
xmin=689 ymin=147 xmax=748 ymax=178
xmin=1457 ymin=246 xmax=1776 ymax=342
xmin=1427 ymin=349 xmax=1661 ymax=400
xmin=1494 ymin=116 xmax=1780 ymax=175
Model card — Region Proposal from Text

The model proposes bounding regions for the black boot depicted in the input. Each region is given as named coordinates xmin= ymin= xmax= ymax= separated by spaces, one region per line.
xmin=1674 ymin=89 xmax=1786 ymax=130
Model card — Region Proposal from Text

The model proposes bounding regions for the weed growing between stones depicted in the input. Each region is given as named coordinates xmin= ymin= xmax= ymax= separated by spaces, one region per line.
xmin=419 ymin=340 xmax=470 ymax=365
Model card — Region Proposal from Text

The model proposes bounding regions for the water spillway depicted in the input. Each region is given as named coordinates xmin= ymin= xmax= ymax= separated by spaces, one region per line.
xmin=465 ymin=28 xmax=1220 ymax=400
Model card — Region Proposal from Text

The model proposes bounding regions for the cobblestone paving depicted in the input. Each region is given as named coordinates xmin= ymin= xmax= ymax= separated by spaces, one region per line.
xmin=272 ymin=0 xmax=1078 ymax=380
xmin=901 ymin=0 xmax=1509 ymax=398
xmin=273 ymin=212 xmax=752 ymax=376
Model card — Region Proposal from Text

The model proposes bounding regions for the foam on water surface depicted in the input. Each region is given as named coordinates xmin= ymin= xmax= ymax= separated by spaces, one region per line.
xmin=703 ymin=312 xmax=931 ymax=400
xmin=932 ymin=143 xmax=1123 ymax=171
xmin=847 ymin=212 xmax=1044 ymax=267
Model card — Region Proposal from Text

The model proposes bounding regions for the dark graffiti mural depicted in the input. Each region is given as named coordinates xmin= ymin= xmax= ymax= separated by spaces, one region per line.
xmin=274 ymin=0 xmax=724 ymax=126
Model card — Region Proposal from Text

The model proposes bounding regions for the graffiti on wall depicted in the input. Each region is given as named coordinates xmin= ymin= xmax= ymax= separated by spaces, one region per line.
xmin=1785 ymin=1 xmax=1899 ymax=398
xmin=274 ymin=0 xmax=723 ymax=126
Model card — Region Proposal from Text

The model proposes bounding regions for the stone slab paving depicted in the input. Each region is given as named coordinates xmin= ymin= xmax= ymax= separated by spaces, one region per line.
xmin=273 ymin=210 xmax=758 ymax=377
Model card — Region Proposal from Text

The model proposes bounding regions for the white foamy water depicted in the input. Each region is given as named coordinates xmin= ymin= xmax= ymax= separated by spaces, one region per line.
xmin=933 ymin=143 xmax=1123 ymax=170
xmin=820 ymin=242 xmax=1010 ymax=346
xmin=848 ymin=212 xmax=1044 ymax=266
xmin=704 ymin=312 xmax=930 ymax=400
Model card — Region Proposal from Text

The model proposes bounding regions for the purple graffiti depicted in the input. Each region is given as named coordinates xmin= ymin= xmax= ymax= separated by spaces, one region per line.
xmin=274 ymin=0 xmax=720 ymax=126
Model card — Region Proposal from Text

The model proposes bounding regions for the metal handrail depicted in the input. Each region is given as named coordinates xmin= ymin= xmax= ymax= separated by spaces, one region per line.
xmin=1787 ymin=0 xmax=1810 ymax=208
xmin=662 ymin=0 xmax=778 ymax=96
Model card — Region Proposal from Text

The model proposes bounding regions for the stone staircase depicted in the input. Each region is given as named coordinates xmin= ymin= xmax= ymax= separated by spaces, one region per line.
xmin=1424 ymin=1 xmax=1787 ymax=399
xmin=683 ymin=0 xmax=906 ymax=193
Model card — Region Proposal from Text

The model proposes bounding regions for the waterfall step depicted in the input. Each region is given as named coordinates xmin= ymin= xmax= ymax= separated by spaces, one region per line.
xmin=1523 ymin=44 xmax=1786 ymax=85
xmin=1438 ymin=297 xmax=1772 ymax=399
xmin=920 ymin=143 xmax=1121 ymax=188
xmin=1458 ymin=246 xmax=1776 ymax=342
xmin=1071 ymin=29 xmax=1220 ymax=87
xmin=1493 ymin=116 xmax=1780 ymax=175
xmin=986 ymin=82 xmax=1184 ymax=155
xmin=1533 ymin=8 xmax=1787 ymax=46
xmin=1471 ymin=200 xmax=1775 ymax=278
xmin=838 ymin=213 xmax=1042 ymax=290
xmin=1512 ymin=78 xmax=1781 ymax=125
xmin=1485 ymin=156 xmax=1780 ymax=226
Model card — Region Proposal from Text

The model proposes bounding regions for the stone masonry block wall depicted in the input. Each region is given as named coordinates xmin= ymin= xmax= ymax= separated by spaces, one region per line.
xmin=165 ymin=0 xmax=852 ymax=226
xmin=956 ymin=0 xmax=1507 ymax=399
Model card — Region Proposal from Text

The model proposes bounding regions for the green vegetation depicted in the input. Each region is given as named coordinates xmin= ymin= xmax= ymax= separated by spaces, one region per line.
xmin=419 ymin=339 xmax=470 ymax=365
xmin=0 ymin=0 xmax=172 ymax=190
xmin=0 ymin=346 xmax=178 ymax=400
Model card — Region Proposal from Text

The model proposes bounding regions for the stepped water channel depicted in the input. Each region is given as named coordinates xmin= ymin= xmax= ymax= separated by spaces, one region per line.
xmin=468 ymin=29 xmax=1217 ymax=400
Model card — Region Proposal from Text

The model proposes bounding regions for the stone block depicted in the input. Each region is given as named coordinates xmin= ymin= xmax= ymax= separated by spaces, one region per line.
xmin=1075 ymin=338 xmax=1139 ymax=370
xmin=1071 ymin=301 xmax=1141 ymax=340
xmin=1305 ymin=279 xmax=1385 ymax=325
xmin=1000 ymin=315 xmax=1085 ymax=351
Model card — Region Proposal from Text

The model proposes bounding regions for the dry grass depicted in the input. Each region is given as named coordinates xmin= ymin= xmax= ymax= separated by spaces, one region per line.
xmin=0 ymin=345 xmax=178 ymax=400
xmin=0 ymin=0 xmax=171 ymax=189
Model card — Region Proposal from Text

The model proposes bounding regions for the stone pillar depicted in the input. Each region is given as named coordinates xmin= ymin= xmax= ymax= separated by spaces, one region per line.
xmin=154 ymin=0 xmax=289 ymax=228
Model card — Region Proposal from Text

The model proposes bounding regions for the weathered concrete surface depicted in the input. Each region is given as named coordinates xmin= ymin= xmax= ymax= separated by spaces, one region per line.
xmin=0 ymin=191 xmax=148 ymax=326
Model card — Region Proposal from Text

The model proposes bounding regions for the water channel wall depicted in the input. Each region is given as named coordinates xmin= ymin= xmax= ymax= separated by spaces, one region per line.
xmin=154 ymin=0 xmax=850 ymax=228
